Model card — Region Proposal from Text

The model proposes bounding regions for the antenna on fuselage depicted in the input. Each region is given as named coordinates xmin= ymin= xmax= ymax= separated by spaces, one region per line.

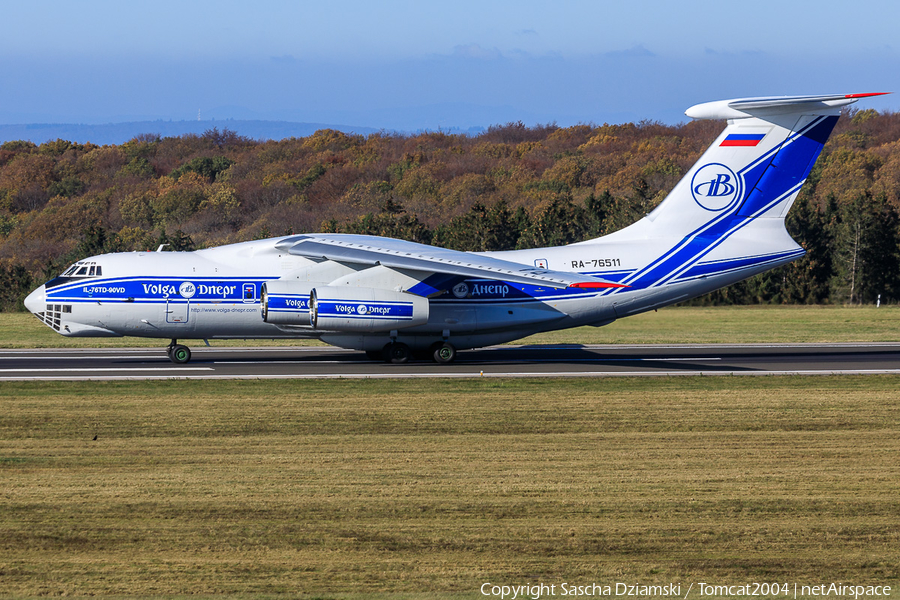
xmin=156 ymin=244 xmax=169 ymax=252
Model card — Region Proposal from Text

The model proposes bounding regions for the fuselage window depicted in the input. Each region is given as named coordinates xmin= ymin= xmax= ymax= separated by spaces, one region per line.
xmin=76 ymin=266 xmax=89 ymax=276
xmin=95 ymin=266 xmax=102 ymax=276
xmin=88 ymin=266 xmax=96 ymax=276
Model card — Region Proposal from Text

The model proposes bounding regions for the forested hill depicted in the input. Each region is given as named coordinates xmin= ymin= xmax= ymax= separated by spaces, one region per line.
xmin=0 ymin=120 xmax=380 ymax=146
xmin=2 ymin=110 xmax=900 ymax=311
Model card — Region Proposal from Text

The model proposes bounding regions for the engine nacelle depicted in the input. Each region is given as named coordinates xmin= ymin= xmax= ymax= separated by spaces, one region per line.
xmin=309 ymin=286 xmax=429 ymax=332
xmin=260 ymin=280 xmax=314 ymax=325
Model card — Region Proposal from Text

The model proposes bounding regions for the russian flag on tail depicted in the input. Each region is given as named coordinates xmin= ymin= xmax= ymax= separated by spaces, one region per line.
xmin=721 ymin=133 xmax=765 ymax=147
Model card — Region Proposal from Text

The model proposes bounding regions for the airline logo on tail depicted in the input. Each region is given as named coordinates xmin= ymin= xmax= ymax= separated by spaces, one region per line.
xmin=691 ymin=163 xmax=741 ymax=211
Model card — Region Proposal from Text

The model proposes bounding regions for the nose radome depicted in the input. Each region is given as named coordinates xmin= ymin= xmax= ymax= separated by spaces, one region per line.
xmin=24 ymin=285 xmax=46 ymax=314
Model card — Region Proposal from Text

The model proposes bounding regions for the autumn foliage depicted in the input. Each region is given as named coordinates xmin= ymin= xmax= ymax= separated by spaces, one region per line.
xmin=2 ymin=111 xmax=900 ymax=311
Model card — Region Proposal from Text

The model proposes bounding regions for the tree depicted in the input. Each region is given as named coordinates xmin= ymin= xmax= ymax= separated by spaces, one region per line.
xmin=831 ymin=192 xmax=900 ymax=304
xmin=335 ymin=213 xmax=432 ymax=244
xmin=154 ymin=230 xmax=196 ymax=252
xmin=856 ymin=193 xmax=900 ymax=303
xmin=517 ymin=197 xmax=587 ymax=249
xmin=583 ymin=191 xmax=613 ymax=238
xmin=202 ymin=127 xmax=252 ymax=149
xmin=433 ymin=201 xmax=522 ymax=251
xmin=0 ymin=261 xmax=33 ymax=312
xmin=76 ymin=224 xmax=122 ymax=259
xmin=170 ymin=156 xmax=235 ymax=182
xmin=779 ymin=193 xmax=835 ymax=303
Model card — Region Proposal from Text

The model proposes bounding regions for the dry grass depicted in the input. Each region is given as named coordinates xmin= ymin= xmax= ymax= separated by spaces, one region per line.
xmin=1 ymin=377 xmax=899 ymax=598
xmin=520 ymin=305 xmax=900 ymax=345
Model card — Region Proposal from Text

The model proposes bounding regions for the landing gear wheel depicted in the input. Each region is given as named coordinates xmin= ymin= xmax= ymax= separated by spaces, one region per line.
xmin=384 ymin=342 xmax=411 ymax=364
xmin=169 ymin=344 xmax=191 ymax=364
xmin=431 ymin=341 xmax=457 ymax=364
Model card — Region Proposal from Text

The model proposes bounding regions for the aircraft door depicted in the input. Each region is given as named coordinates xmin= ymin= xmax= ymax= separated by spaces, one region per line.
xmin=165 ymin=297 xmax=190 ymax=324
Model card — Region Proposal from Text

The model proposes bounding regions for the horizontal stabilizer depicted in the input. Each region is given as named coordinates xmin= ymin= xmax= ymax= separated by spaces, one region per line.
xmin=686 ymin=92 xmax=890 ymax=120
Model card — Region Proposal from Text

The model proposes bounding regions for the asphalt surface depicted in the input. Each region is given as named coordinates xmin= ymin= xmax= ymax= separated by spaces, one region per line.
xmin=2 ymin=343 xmax=900 ymax=380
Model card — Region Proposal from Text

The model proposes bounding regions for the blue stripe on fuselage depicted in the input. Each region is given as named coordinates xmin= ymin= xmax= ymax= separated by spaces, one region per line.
xmin=44 ymin=276 xmax=275 ymax=303
xmin=675 ymin=248 xmax=806 ymax=281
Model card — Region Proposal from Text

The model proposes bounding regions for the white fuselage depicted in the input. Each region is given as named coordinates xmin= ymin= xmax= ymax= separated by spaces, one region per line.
xmin=25 ymin=224 xmax=797 ymax=353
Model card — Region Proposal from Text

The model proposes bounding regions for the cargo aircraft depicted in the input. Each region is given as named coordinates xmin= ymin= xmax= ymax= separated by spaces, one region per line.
xmin=24 ymin=93 xmax=886 ymax=364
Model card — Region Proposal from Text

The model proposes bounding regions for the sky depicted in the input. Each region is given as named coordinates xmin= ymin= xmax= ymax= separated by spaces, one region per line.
xmin=1 ymin=0 xmax=898 ymax=130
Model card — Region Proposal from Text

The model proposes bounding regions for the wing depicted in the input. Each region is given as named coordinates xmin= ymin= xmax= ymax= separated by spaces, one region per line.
xmin=275 ymin=234 xmax=625 ymax=290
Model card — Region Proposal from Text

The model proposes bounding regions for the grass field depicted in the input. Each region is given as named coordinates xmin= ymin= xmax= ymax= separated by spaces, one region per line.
xmin=2 ymin=304 xmax=900 ymax=349
xmin=2 ymin=377 xmax=899 ymax=598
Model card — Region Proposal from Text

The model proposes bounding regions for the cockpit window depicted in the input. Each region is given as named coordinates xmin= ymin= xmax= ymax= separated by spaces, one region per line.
xmin=61 ymin=262 xmax=103 ymax=278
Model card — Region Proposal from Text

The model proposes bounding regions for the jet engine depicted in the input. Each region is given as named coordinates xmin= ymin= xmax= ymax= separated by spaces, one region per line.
xmin=260 ymin=280 xmax=314 ymax=325
xmin=309 ymin=286 xmax=429 ymax=332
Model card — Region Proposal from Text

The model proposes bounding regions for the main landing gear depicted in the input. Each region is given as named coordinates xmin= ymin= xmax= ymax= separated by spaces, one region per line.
xmin=384 ymin=342 xmax=411 ymax=364
xmin=430 ymin=341 xmax=456 ymax=364
xmin=371 ymin=341 xmax=457 ymax=364
xmin=166 ymin=339 xmax=191 ymax=364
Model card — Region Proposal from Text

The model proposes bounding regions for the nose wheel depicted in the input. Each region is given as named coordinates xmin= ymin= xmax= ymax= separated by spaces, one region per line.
xmin=166 ymin=340 xmax=192 ymax=364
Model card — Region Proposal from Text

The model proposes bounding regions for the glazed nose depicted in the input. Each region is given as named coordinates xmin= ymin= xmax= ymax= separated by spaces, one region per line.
xmin=24 ymin=284 xmax=46 ymax=314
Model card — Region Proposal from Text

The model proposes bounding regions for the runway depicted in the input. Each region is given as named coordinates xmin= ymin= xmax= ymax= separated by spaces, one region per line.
xmin=2 ymin=343 xmax=900 ymax=380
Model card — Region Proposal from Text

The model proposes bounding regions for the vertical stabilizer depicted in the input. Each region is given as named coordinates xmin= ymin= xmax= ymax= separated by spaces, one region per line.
xmin=643 ymin=95 xmax=882 ymax=232
xmin=585 ymin=94 xmax=887 ymax=294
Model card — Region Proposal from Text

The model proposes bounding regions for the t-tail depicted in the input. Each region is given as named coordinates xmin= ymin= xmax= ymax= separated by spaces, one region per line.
xmin=580 ymin=93 xmax=888 ymax=312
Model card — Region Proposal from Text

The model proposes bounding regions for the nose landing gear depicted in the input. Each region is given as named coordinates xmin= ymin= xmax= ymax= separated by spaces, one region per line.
xmin=166 ymin=340 xmax=192 ymax=364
